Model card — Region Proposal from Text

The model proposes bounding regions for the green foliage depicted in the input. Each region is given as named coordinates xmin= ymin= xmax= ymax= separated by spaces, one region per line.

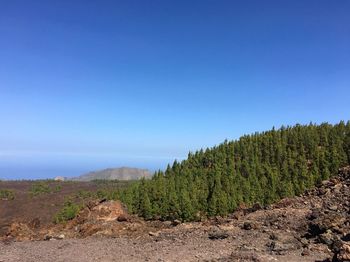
xmin=0 ymin=189 xmax=15 ymax=200
xmin=92 ymin=179 xmax=132 ymax=189
xmin=30 ymin=181 xmax=51 ymax=196
xmin=76 ymin=189 xmax=94 ymax=199
xmin=54 ymin=184 xmax=62 ymax=192
xmin=54 ymin=198 xmax=82 ymax=223
xmin=88 ymin=180 xmax=134 ymax=202
xmin=96 ymin=189 xmax=120 ymax=200
xmin=120 ymin=121 xmax=350 ymax=221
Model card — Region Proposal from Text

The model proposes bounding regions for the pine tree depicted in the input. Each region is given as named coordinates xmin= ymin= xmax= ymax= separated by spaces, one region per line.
xmin=165 ymin=175 xmax=180 ymax=220
xmin=138 ymin=179 xmax=153 ymax=219
xmin=179 ymin=188 xmax=194 ymax=221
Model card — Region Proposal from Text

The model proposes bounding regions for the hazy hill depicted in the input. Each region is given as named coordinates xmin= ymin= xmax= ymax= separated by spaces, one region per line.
xmin=70 ymin=167 xmax=152 ymax=181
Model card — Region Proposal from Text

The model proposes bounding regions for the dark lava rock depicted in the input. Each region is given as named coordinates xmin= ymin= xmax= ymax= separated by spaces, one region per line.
xmin=117 ymin=214 xmax=128 ymax=222
xmin=208 ymin=230 xmax=229 ymax=240
xmin=243 ymin=221 xmax=258 ymax=230
xmin=307 ymin=211 xmax=345 ymax=237
xmin=172 ymin=220 xmax=181 ymax=226
xmin=266 ymin=234 xmax=302 ymax=255
xmin=301 ymin=249 xmax=310 ymax=256
xmin=342 ymin=233 xmax=350 ymax=242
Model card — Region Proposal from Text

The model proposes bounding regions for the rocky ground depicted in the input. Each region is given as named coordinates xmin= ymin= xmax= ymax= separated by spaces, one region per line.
xmin=1 ymin=167 xmax=350 ymax=262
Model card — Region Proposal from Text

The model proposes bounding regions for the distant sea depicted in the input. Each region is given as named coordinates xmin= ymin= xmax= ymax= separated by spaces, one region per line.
xmin=0 ymin=165 xmax=87 ymax=180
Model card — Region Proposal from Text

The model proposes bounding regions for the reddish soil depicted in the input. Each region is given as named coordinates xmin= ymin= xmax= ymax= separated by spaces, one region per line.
xmin=0 ymin=180 xmax=100 ymax=235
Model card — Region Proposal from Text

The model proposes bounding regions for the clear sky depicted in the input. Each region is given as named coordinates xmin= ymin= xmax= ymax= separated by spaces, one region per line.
xmin=0 ymin=1 xmax=349 ymax=179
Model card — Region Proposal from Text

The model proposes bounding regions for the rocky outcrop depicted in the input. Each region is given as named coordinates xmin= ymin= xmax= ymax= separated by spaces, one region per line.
xmin=64 ymin=199 xmax=132 ymax=238
xmin=4 ymin=200 xmax=134 ymax=240
xmin=302 ymin=166 xmax=350 ymax=261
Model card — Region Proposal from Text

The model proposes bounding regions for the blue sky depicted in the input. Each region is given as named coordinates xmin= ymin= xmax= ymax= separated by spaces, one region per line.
xmin=0 ymin=1 xmax=349 ymax=179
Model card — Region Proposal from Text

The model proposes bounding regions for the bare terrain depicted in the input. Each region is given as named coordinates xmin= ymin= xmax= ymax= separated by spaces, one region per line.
xmin=0 ymin=180 xmax=130 ymax=236
xmin=1 ymin=167 xmax=350 ymax=261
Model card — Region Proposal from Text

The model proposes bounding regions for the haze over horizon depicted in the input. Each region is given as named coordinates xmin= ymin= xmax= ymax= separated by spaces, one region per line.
xmin=1 ymin=1 xmax=349 ymax=179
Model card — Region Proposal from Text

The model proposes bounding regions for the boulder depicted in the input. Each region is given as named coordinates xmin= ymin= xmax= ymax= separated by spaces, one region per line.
xmin=172 ymin=219 xmax=181 ymax=226
xmin=243 ymin=221 xmax=259 ymax=230
xmin=307 ymin=211 xmax=345 ymax=237
xmin=208 ymin=229 xmax=229 ymax=240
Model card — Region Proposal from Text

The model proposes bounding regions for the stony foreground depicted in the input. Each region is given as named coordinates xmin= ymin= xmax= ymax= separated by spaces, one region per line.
xmin=0 ymin=229 xmax=327 ymax=262
xmin=1 ymin=166 xmax=350 ymax=261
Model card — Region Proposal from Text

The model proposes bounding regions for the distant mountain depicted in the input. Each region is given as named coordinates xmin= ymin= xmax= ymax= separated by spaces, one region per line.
xmin=70 ymin=167 xmax=152 ymax=181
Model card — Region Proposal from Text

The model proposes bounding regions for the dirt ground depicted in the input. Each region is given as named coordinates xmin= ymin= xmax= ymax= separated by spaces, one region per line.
xmin=0 ymin=180 xmax=132 ymax=236
xmin=0 ymin=180 xmax=101 ymax=235
xmin=0 ymin=229 xmax=328 ymax=262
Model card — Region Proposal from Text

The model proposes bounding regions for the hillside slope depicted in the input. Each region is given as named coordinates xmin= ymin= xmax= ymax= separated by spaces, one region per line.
xmin=120 ymin=121 xmax=350 ymax=221
xmin=70 ymin=167 xmax=151 ymax=181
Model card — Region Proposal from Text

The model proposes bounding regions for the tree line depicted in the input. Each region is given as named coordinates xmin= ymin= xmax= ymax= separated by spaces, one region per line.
xmin=120 ymin=121 xmax=350 ymax=221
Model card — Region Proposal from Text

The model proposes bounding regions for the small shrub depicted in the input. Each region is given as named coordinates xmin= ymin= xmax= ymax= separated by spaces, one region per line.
xmin=0 ymin=189 xmax=15 ymax=200
xmin=53 ymin=184 xmax=62 ymax=192
xmin=96 ymin=189 xmax=119 ymax=200
xmin=76 ymin=189 xmax=94 ymax=199
xmin=92 ymin=179 xmax=132 ymax=189
xmin=54 ymin=198 xmax=82 ymax=223
xmin=30 ymin=181 xmax=51 ymax=196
